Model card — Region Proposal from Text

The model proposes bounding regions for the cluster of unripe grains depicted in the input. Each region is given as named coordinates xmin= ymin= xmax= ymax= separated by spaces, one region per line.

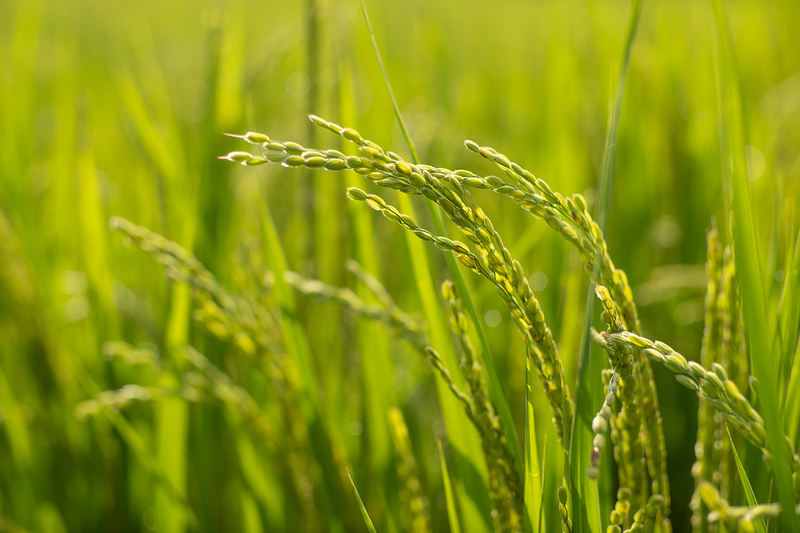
xmin=221 ymin=115 xmax=677 ymax=530
xmin=590 ymin=286 xmax=647 ymax=520
xmin=443 ymin=280 xmax=523 ymax=531
xmin=222 ymin=117 xmax=575 ymax=450
xmin=598 ymin=330 xmax=768 ymax=455
xmin=117 ymin=113 xmax=800 ymax=532
xmin=89 ymin=113 xmax=800 ymax=533
xmin=698 ymin=481 xmax=800 ymax=532
xmin=109 ymin=216 xmax=325 ymax=530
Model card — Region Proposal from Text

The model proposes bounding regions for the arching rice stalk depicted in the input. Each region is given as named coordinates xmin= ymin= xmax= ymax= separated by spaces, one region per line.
xmin=458 ymin=140 xmax=672 ymax=513
xmin=110 ymin=217 xmax=322 ymax=529
xmin=698 ymin=481 xmax=800 ymax=532
xmin=443 ymin=280 xmax=522 ymax=532
xmin=591 ymin=286 xmax=646 ymax=524
xmin=284 ymin=269 xmax=478 ymax=427
xmin=596 ymin=332 xmax=769 ymax=456
xmin=220 ymin=123 xmax=573 ymax=445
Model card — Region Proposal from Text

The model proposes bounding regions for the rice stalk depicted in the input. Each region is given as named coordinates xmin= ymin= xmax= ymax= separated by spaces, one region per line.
xmin=109 ymin=216 xmax=326 ymax=530
xmin=594 ymin=331 xmax=769 ymax=456
xmin=387 ymin=408 xmax=430 ymax=533
xmin=592 ymin=287 xmax=646 ymax=525
xmin=220 ymin=122 xmax=573 ymax=446
xmin=693 ymin=227 xmax=724 ymax=533
xmin=443 ymin=280 xmax=522 ymax=532
xmin=698 ymin=481 xmax=800 ymax=532
xmin=710 ymin=0 xmax=799 ymax=526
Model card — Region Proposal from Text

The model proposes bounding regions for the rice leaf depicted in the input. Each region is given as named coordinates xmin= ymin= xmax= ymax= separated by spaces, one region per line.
xmin=340 ymin=60 xmax=400 ymax=530
xmin=570 ymin=0 xmax=643 ymax=530
xmin=779 ymin=230 xmax=800 ymax=426
xmin=524 ymin=355 xmax=543 ymax=533
xmin=727 ymin=425 xmax=767 ymax=533
xmin=257 ymin=184 xmax=346 ymax=532
xmin=395 ymin=193 xmax=493 ymax=531
xmin=710 ymin=0 xmax=799 ymax=529
xmin=156 ymin=200 xmax=198 ymax=533
xmin=538 ymin=430 xmax=548 ymax=533
xmin=359 ymin=3 xmax=493 ymax=529
xmin=439 ymin=440 xmax=463 ymax=533
xmin=348 ymin=468 xmax=378 ymax=533
xmin=359 ymin=0 xmax=523 ymax=483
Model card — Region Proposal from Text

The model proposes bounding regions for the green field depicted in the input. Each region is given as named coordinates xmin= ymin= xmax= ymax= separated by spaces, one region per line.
xmin=1 ymin=0 xmax=799 ymax=531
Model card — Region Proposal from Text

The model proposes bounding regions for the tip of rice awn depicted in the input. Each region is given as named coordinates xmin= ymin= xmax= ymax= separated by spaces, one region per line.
xmin=223 ymin=132 xmax=244 ymax=138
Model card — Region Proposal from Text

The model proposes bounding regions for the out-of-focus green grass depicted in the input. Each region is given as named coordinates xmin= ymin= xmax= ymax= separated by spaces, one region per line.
xmin=0 ymin=0 xmax=798 ymax=531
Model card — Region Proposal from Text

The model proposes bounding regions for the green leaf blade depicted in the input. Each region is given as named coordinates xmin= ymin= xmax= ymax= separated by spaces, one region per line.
xmin=710 ymin=1 xmax=799 ymax=529
xmin=348 ymin=469 xmax=378 ymax=533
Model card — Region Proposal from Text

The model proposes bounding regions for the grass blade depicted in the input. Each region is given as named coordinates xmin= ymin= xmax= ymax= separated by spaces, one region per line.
xmin=438 ymin=440 xmax=463 ymax=533
xmin=570 ymin=0 xmax=643 ymax=530
xmin=257 ymin=183 xmax=346 ymax=532
xmin=727 ymin=425 xmax=767 ymax=533
xmin=340 ymin=60 xmax=400 ymax=530
xmin=710 ymin=1 xmax=799 ymax=530
xmin=156 ymin=200 xmax=198 ymax=533
xmin=395 ymin=193 xmax=493 ymax=531
xmin=779 ymin=229 xmax=800 ymax=411
xmin=359 ymin=3 xmax=493 ymax=529
xmin=359 ymin=0 xmax=523 ymax=483
xmin=524 ymin=354 xmax=543 ymax=533
xmin=348 ymin=469 xmax=378 ymax=533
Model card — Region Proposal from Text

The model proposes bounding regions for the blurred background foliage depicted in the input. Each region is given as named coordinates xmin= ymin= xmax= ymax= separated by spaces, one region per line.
xmin=0 ymin=0 xmax=798 ymax=531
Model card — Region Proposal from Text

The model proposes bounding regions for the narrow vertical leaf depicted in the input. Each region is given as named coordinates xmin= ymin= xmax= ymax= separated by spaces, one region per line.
xmin=570 ymin=0 xmax=643 ymax=531
xmin=524 ymin=355 xmax=543 ymax=533
xmin=727 ymin=426 xmax=767 ymax=533
xmin=439 ymin=440 xmax=463 ymax=533
xmin=710 ymin=1 xmax=799 ymax=529
xmin=257 ymin=184 xmax=346 ymax=533
xmin=396 ymin=193 xmax=493 ymax=532
xmin=340 ymin=60 xmax=399 ymax=530
xmin=358 ymin=2 xmax=492 ymax=529
xmin=348 ymin=469 xmax=378 ymax=533
xmin=359 ymin=0 xmax=523 ymax=481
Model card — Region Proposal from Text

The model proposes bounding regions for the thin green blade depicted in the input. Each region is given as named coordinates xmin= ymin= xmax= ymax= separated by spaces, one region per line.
xmin=524 ymin=355 xmax=543 ymax=533
xmin=727 ymin=426 xmax=767 ymax=533
xmin=257 ymin=183 xmax=346 ymax=532
xmin=348 ymin=469 xmax=378 ymax=533
xmin=358 ymin=2 xmax=492 ymax=529
xmin=439 ymin=440 xmax=463 ymax=533
xmin=570 ymin=0 xmax=643 ymax=530
xmin=359 ymin=0 xmax=523 ymax=482
xmin=710 ymin=1 xmax=799 ymax=529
